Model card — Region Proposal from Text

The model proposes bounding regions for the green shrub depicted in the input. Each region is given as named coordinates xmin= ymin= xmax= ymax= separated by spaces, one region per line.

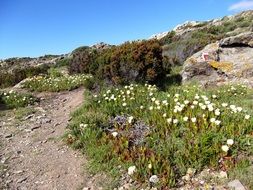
xmin=54 ymin=57 xmax=70 ymax=68
xmin=69 ymin=40 xmax=168 ymax=85
xmin=48 ymin=67 xmax=63 ymax=78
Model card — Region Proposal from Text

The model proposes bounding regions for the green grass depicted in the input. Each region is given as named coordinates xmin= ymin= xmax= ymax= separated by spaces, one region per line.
xmin=66 ymin=84 xmax=253 ymax=188
xmin=14 ymin=107 xmax=36 ymax=120
xmin=22 ymin=74 xmax=94 ymax=92
xmin=229 ymin=159 xmax=253 ymax=189
xmin=0 ymin=90 xmax=38 ymax=109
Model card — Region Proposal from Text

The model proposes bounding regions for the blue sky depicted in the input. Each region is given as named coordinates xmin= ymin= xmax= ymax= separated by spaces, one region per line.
xmin=0 ymin=0 xmax=252 ymax=59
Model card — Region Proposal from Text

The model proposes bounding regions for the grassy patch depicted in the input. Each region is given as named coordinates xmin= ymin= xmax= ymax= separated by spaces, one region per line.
xmin=0 ymin=90 xmax=38 ymax=109
xmin=66 ymin=84 xmax=253 ymax=188
xmin=14 ymin=107 xmax=36 ymax=120
xmin=229 ymin=159 xmax=253 ymax=189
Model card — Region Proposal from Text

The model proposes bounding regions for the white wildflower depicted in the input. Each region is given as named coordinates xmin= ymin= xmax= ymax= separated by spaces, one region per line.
xmin=112 ymin=132 xmax=118 ymax=137
xmin=128 ymin=166 xmax=136 ymax=175
xmin=222 ymin=103 xmax=228 ymax=107
xmin=193 ymin=100 xmax=198 ymax=105
xmin=191 ymin=117 xmax=197 ymax=123
xmin=237 ymin=107 xmax=242 ymax=112
xmin=210 ymin=118 xmax=216 ymax=123
xmin=214 ymin=120 xmax=221 ymax=125
xmin=173 ymin=119 xmax=178 ymax=124
xmin=227 ymin=139 xmax=234 ymax=146
xmin=167 ymin=118 xmax=172 ymax=123
xmin=221 ymin=145 xmax=229 ymax=152
xmin=245 ymin=115 xmax=250 ymax=120
xmin=128 ymin=116 xmax=134 ymax=124
xmin=184 ymin=100 xmax=190 ymax=105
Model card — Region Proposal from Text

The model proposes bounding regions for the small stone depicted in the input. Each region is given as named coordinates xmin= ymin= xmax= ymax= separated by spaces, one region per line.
xmin=31 ymin=125 xmax=41 ymax=131
xmin=219 ymin=171 xmax=227 ymax=179
xmin=17 ymin=177 xmax=27 ymax=183
xmin=13 ymin=170 xmax=23 ymax=174
xmin=5 ymin=134 xmax=12 ymax=138
xmin=149 ymin=175 xmax=159 ymax=184
xmin=1 ymin=158 xmax=6 ymax=164
xmin=123 ymin=183 xmax=131 ymax=189
xmin=54 ymin=123 xmax=60 ymax=127
xmin=187 ymin=168 xmax=196 ymax=177
xmin=182 ymin=174 xmax=191 ymax=182
xmin=41 ymin=118 xmax=51 ymax=124
xmin=25 ymin=129 xmax=32 ymax=133
xmin=199 ymin=180 xmax=205 ymax=185
xmin=6 ymin=179 xmax=12 ymax=184
xmin=228 ymin=180 xmax=246 ymax=190
xmin=24 ymin=114 xmax=34 ymax=120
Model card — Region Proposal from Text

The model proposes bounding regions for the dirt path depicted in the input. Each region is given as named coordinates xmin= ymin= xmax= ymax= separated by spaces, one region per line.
xmin=0 ymin=88 xmax=103 ymax=190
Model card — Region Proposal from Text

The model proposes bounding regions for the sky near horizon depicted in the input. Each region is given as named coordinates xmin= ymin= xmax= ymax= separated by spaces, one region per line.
xmin=0 ymin=0 xmax=253 ymax=59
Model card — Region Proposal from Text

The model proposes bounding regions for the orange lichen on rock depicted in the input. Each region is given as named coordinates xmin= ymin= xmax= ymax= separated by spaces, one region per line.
xmin=209 ymin=61 xmax=233 ymax=72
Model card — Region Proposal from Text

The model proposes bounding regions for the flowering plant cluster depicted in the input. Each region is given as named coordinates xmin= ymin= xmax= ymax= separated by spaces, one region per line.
xmin=0 ymin=90 xmax=38 ymax=109
xmin=67 ymin=84 xmax=252 ymax=188
xmin=23 ymin=74 xmax=93 ymax=92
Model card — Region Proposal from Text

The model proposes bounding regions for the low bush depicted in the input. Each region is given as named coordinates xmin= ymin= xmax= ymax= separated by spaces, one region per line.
xmin=66 ymin=84 xmax=253 ymax=188
xmin=69 ymin=40 xmax=168 ymax=85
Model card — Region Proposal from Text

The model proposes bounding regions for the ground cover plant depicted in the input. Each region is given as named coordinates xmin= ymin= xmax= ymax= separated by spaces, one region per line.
xmin=67 ymin=84 xmax=253 ymax=188
xmin=22 ymin=74 xmax=93 ymax=92
xmin=0 ymin=90 xmax=38 ymax=109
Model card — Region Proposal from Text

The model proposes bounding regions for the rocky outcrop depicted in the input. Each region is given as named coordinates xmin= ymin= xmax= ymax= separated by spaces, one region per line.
xmin=220 ymin=32 xmax=253 ymax=47
xmin=91 ymin=42 xmax=112 ymax=50
xmin=181 ymin=32 xmax=253 ymax=87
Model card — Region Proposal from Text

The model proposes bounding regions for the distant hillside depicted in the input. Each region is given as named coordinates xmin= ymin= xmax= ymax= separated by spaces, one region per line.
xmin=154 ymin=10 xmax=253 ymax=65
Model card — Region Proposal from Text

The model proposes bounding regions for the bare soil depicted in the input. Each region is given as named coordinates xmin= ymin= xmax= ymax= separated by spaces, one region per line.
xmin=0 ymin=88 xmax=105 ymax=190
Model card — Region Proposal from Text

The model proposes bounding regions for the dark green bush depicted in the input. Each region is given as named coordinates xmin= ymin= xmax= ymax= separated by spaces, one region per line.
xmin=69 ymin=40 xmax=168 ymax=85
xmin=0 ymin=65 xmax=50 ymax=88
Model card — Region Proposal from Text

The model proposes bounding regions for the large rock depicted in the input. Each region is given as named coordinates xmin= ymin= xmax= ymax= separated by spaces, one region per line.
xmin=220 ymin=32 xmax=253 ymax=47
xmin=181 ymin=32 xmax=253 ymax=87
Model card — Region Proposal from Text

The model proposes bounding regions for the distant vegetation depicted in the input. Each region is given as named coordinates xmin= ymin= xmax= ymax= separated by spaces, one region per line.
xmin=0 ymin=65 xmax=50 ymax=88
xmin=69 ymin=40 xmax=169 ymax=85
